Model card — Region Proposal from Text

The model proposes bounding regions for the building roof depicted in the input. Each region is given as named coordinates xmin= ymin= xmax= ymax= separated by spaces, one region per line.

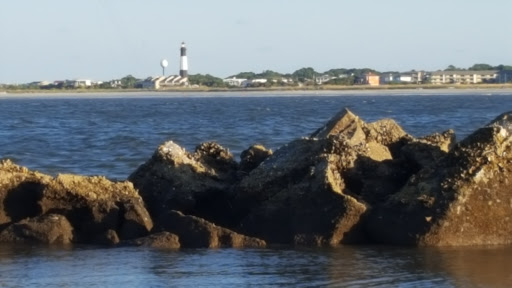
xmin=431 ymin=70 xmax=498 ymax=75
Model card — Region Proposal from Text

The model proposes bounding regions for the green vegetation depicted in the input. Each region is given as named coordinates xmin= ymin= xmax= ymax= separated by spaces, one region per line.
xmin=188 ymin=74 xmax=226 ymax=88
xmin=3 ymin=63 xmax=512 ymax=92
xmin=292 ymin=67 xmax=317 ymax=82
xmin=444 ymin=63 xmax=512 ymax=71
xmin=120 ymin=75 xmax=139 ymax=88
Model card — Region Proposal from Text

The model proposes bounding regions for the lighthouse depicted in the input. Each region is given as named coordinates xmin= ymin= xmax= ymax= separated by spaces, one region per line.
xmin=179 ymin=42 xmax=188 ymax=78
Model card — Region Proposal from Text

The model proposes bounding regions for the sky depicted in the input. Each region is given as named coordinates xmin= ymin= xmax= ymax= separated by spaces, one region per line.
xmin=1 ymin=0 xmax=511 ymax=83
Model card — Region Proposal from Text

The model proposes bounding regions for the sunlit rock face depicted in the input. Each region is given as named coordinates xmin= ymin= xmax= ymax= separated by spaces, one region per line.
xmin=367 ymin=112 xmax=512 ymax=246
xmin=0 ymin=160 xmax=153 ymax=245
xmin=128 ymin=141 xmax=239 ymax=227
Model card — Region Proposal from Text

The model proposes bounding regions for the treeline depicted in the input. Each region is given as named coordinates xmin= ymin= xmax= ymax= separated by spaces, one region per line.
xmin=3 ymin=63 xmax=512 ymax=90
xmin=444 ymin=64 xmax=512 ymax=71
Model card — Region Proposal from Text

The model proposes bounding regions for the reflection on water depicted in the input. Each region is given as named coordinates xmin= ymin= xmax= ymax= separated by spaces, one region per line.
xmin=1 ymin=244 xmax=511 ymax=287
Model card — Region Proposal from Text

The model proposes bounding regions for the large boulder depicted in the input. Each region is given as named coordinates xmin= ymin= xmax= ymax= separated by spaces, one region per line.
xmin=0 ymin=160 xmax=153 ymax=245
xmin=129 ymin=141 xmax=238 ymax=225
xmin=366 ymin=111 xmax=512 ymax=246
xmin=0 ymin=213 xmax=73 ymax=244
xmin=154 ymin=210 xmax=266 ymax=248
xmin=0 ymin=160 xmax=50 ymax=228
xmin=311 ymin=108 xmax=408 ymax=161
xmin=40 ymin=174 xmax=153 ymax=243
xmin=234 ymin=137 xmax=368 ymax=246
xmin=344 ymin=129 xmax=456 ymax=205
xmin=231 ymin=108 xmax=415 ymax=246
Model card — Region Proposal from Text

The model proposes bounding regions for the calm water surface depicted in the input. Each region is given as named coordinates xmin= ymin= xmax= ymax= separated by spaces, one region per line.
xmin=1 ymin=91 xmax=512 ymax=287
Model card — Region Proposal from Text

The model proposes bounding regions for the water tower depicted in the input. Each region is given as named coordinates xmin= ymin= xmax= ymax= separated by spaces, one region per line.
xmin=160 ymin=59 xmax=168 ymax=76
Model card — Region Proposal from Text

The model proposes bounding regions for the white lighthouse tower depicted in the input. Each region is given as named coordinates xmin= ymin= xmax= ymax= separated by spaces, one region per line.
xmin=179 ymin=42 xmax=188 ymax=78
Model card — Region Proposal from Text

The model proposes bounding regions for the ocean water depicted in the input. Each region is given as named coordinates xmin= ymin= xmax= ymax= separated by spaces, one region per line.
xmin=1 ymin=90 xmax=512 ymax=287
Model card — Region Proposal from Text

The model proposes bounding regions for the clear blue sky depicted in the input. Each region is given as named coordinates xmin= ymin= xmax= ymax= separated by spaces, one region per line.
xmin=1 ymin=0 xmax=511 ymax=83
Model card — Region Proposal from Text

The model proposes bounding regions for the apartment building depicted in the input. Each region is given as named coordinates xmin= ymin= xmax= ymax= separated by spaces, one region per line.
xmin=430 ymin=70 xmax=498 ymax=84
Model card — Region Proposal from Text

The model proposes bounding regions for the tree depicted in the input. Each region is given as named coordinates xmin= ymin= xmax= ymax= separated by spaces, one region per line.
xmin=120 ymin=75 xmax=138 ymax=88
xmin=324 ymin=68 xmax=349 ymax=77
xmin=495 ymin=65 xmax=512 ymax=71
xmin=188 ymin=74 xmax=226 ymax=87
xmin=468 ymin=63 xmax=494 ymax=71
xmin=325 ymin=76 xmax=355 ymax=86
xmin=444 ymin=65 xmax=464 ymax=71
xmin=292 ymin=67 xmax=318 ymax=82
xmin=229 ymin=72 xmax=256 ymax=79
xmin=255 ymin=70 xmax=283 ymax=79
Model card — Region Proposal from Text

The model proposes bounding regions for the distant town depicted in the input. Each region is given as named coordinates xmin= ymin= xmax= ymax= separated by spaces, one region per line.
xmin=3 ymin=42 xmax=512 ymax=92
xmin=0 ymin=64 xmax=512 ymax=91
xmin=2 ymin=63 xmax=512 ymax=92
xmin=2 ymin=43 xmax=512 ymax=92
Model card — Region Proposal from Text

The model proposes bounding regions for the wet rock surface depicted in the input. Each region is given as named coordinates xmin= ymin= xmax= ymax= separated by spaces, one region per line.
xmin=0 ymin=213 xmax=73 ymax=244
xmin=2 ymin=109 xmax=512 ymax=248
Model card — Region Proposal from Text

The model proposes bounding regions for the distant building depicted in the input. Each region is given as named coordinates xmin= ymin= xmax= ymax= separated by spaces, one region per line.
xmin=139 ymin=76 xmax=164 ymax=89
xmin=109 ymin=80 xmax=122 ymax=88
xmin=363 ymin=73 xmax=380 ymax=86
xmin=380 ymin=73 xmax=400 ymax=84
xmin=223 ymin=77 xmax=247 ymax=87
xmin=243 ymin=78 xmax=268 ymax=87
xmin=28 ymin=81 xmax=51 ymax=87
xmin=67 ymin=79 xmax=92 ymax=88
xmin=498 ymin=70 xmax=512 ymax=83
xmin=315 ymin=74 xmax=334 ymax=84
xmin=399 ymin=71 xmax=426 ymax=84
xmin=430 ymin=70 xmax=498 ymax=84
xmin=139 ymin=75 xmax=188 ymax=89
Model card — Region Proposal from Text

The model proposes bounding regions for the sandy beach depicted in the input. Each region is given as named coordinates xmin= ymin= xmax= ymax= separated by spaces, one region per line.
xmin=2 ymin=87 xmax=512 ymax=99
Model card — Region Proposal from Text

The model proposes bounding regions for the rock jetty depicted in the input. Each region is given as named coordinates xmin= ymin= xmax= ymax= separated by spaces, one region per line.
xmin=1 ymin=109 xmax=512 ymax=248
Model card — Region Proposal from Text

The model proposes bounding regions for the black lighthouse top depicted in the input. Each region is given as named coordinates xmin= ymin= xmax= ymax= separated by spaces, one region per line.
xmin=181 ymin=42 xmax=186 ymax=56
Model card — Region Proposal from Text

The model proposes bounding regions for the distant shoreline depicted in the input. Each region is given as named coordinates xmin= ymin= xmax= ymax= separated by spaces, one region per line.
xmin=2 ymin=84 xmax=512 ymax=98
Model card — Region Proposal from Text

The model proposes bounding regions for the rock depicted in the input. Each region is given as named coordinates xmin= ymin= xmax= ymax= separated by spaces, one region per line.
xmin=311 ymin=108 xmax=408 ymax=161
xmin=366 ymin=113 xmax=512 ymax=246
xmin=39 ymin=174 xmax=153 ymax=243
xmin=0 ymin=213 xmax=73 ymax=244
xmin=155 ymin=210 xmax=266 ymax=248
xmin=235 ymin=137 xmax=368 ymax=246
xmin=344 ymin=130 xmax=456 ymax=205
xmin=311 ymin=108 xmax=366 ymax=142
xmin=94 ymin=229 xmax=120 ymax=245
xmin=400 ymin=130 xmax=456 ymax=170
xmin=0 ymin=159 xmax=50 ymax=228
xmin=129 ymin=231 xmax=180 ymax=249
xmin=128 ymin=141 xmax=238 ymax=226
xmin=0 ymin=160 xmax=153 ymax=245
xmin=239 ymin=144 xmax=273 ymax=174
xmin=194 ymin=142 xmax=238 ymax=176
xmin=231 ymin=109 xmax=414 ymax=246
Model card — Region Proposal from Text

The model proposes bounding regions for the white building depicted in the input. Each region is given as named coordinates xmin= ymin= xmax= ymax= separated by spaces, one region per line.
xmin=139 ymin=75 xmax=188 ymax=89
xmin=223 ymin=77 xmax=247 ymax=87
xmin=243 ymin=78 xmax=268 ymax=87
xmin=430 ymin=70 xmax=498 ymax=84
xmin=315 ymin=74 xmax=335 ymax=84
xmin=67 ymin=79 xmax=92 ymax=87
xmin=399 ymin=71 xmax=426 ymax=84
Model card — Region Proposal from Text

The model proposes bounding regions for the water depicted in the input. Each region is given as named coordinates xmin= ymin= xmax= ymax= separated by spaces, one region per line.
xmin=1 ymin=244 xmax=511 ymax=287
xmin=0 ymin=91 xmax=508 ymax=180
xmin=1 ymin=90 xmax=512 ymax=287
